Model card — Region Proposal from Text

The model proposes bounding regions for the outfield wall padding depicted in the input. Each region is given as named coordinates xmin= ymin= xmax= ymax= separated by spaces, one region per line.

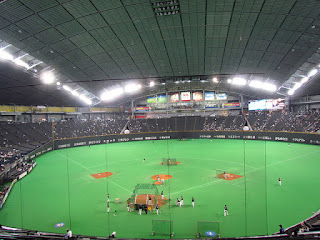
xmin=52 ymin=131 xmax=320 ymax=151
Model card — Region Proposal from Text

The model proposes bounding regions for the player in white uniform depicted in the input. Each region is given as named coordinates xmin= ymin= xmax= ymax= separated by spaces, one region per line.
xmin=180 ymin=196 xmax=183 ymax=207
xmin=107 ymin=194 xmax=110 ymax=203
xmin=279 ymin=177 xmax=282 ymax=186
xmin=192 ymin=197 xmax=194 ymax=208
xmin=127 ymin=203 xmax=130 ymax=212
xmin=107 ymin=202 xmax=110 ymax=213
xmin=176 ymin=198 xmax=180 ymax=207
xmin=138 ymin=205 xmax=142 ymax=215
xmin=224 ymin=205 xmax=229 ymax=216
xmin=156 ymin=204 xmax=160 ymax=215
xmin=224 ymin=171 xmax=227 ymax=180
xmin=161 ymin=191 xmax=164 ymax=200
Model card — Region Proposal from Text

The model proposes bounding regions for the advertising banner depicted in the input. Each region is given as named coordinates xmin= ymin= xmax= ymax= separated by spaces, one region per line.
xmin=216 ymin=93 xmax=227 ymax=100
xmin=223 ymin=102 xmax=240 ymax=108
xmin=181 ymin=92 xmax=191 ymax=101
xmin=135 ymin=107 xmax=150 ymax=112
xmin=205 ymin=92 xmax=215 ymax=100
xmin=147 ymin=96 xmax=157 ymax=103
xmin=193 ymin=92 xmax=203 ymax=101
xmin=169 ymin=93 xmax=179 ymax=102
xmin=157 ymin=94 xmax=167 ymax=103
xmin=205 ymin=104 xmax=219 ymax=108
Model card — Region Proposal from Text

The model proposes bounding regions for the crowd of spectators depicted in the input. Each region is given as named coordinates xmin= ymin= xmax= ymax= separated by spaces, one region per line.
xmin=0 ymin=110 xmax=319 ymax=178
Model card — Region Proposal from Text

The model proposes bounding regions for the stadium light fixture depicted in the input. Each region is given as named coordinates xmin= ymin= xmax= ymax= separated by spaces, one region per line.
xmin=100 ymin=91 xmax=112 ymax=101
xmin=301 ymin=77 xmax=309 ymax=84
xmin=262 ymin=83 xmax=277 ymax=92
xmin=149 ymin=81 xmax=155 ymax=87
xmin=112 ymin=87 xmax=124 ymax=96
xmin=293 ymin=82 xmax=302 ymax=90
xmin=288 ymin=89 xmax=295 ymax=95
xmin=14 ymin=58 xmax=29 ymax=69
xmin=248 ymin=80 xmax=260 ymax=88
xmin=249 ymin=80 xmax=277 ymax=92
xmin=56 ymin=82 xmax=61 ymax=86
xmin=101 ymin=87 xmax=124 ymax=101
xmin=231 ymin=77 xmax=247 ymax=85
xmin=307 ymin=69 xmax=318 ymax=78
xmin=63 ymin=85 xmax=71 ymax=91
xmin=0 ymin=50 xmax=14 ymax=61
xmin=72 ymin=90 xmax=79 ymax=97
xmin=41 ymin=71 xmax=55 ymax=84
xmin=212 ymin=77 xmax=219 ymax=83
xmin=79 ymin=94 xmax=92 ymax=105
xmin=124 ymin=83 xmax=141 ymax=93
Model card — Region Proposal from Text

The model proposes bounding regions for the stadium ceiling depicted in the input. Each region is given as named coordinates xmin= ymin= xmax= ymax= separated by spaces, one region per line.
xmin=0 ymin=0 xmax=320 ymax=106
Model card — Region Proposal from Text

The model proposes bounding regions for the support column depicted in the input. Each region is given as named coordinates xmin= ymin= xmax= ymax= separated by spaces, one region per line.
xmin=240 ymin=94 xmax=244 ymax=114
xmin=131 ymin=100 xmax=134 ymax=119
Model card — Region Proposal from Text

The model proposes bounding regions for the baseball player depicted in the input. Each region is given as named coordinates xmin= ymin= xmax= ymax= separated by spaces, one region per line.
xmin=192 ymin=197 xmax=194 ymax=208
xmin=279 ymin=177 xmax=282 ymax=186
xmin=224 ymin=205 xmax=229 ymax=216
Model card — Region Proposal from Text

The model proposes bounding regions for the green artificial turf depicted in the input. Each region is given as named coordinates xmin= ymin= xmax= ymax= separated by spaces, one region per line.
xmin=0 ymin=139 xmax=319 ymax=239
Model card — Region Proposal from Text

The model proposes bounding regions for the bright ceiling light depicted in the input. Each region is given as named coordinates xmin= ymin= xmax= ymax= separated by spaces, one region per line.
xmin=79 ymin=95 xmax=92 ymax=105
xmin=72 ymin=90 xmax=79 ymax=97
xmin=231 ymin=77 xmax=247 ymax=85
xmin=56 ymin=82 xmax=61 ymax=86
xmin=249 ymin=80 xmax=261 ymax=88
xmin=249 ymin=80 xmax=277 ymax=92
xmin=227 ymin=79 xmax=232 ymax=83
xmin=149 ymin=81 xmax=155 ymax=87
xmin=301 ymin=77 xmax=309 ymax=84
xmin=0 ymin=50 xmax=14 ymax=61
xmin=212 ymin=77 xmax=218 ymax=83
xmin=124 ymin=84 xmax=141 ymax=93
xmin=41 ymin=72 xmax=55 ymax=84
xmin=63 ymin=85 xmax=71 ymax=91
xmin=307 ymin=69 xmax=318 ymax=77
xmin=100 ymin=92 xmax=112 ymax=101
xmin=262 ymin=83 xmax=277 ymax=92
xmin=112 ymin=87 xmax=124 ymax=96
xmin=14 ymin=58 xmax=29 ymax=69
xmin=293 ymin=82 xmax=302 ymax=90
xmin=101 ymin=87 xmax=124 ymax=101
xmin=288 ymin=89 xmax=295 ymax=95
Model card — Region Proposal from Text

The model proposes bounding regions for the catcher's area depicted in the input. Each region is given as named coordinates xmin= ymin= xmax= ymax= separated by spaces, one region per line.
xmin=134 ymin=194 xmax=168 ymax=207
xmin=151 ymin=174 xmax=172 ymax=180
xmin=217 ymin=172 xmax=242 ymax=181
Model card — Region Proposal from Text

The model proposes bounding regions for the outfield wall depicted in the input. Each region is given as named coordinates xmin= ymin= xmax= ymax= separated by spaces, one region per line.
xmin=52 ymin=131 xmax=320 ymax=150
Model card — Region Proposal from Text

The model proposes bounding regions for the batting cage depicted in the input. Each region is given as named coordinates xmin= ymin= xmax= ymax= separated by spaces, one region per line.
xmin=152 ymin=219 xmax=174 ymax=237
xmin=197 ymin=221 xmax=220 ymax=238
xmin=162 ymin=158 xmax=177 ymax=166
xmin=128 ymin=184 xmax=159 ymax=211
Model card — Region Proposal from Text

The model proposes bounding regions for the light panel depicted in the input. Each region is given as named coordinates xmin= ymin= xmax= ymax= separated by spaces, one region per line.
xmin=41 ymin=72 xmax=55 ymax=84
xmin=124 ymin=83 xmax=141 ymax=93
